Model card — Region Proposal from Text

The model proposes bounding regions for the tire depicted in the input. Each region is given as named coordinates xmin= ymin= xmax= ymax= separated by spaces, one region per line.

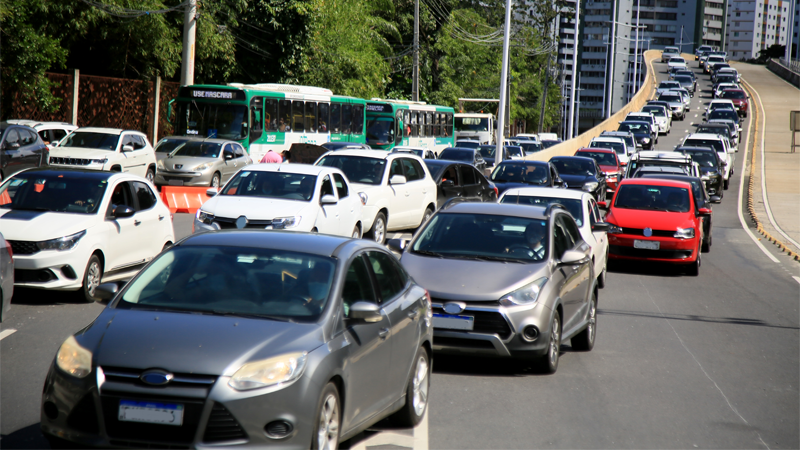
xmin=416 ymin=207 xmax=434 ymax=234
xmin=702 ymin=223 xmax=711 ymax=252
xmin=210 ymin=172 xmax=221 ymax=189
xmin=369 ymin=212 xmax=387 ymax=244
xmin=571 ymin=291 xmax=597 ymax=352
xmin=351 ymin=224 xmax=361 ymax=239
xmin=312 ymin=383 xmax=341 ymax=450
xmin=145 ymin=167 xmax=155 ymax=184
xmin=537 ymin=310 xmax=561 ymax=374
xmin=79 ymin=254 xmax=103 ymax=303
xmin=597 ymin=253 xmax=607 ymax=289
xmin=723 ymin=178 xmax=729 ymax=190
xmin=687 ymin=250 xmax=701 ymax=276
xmin=391 ymin=347 xmax=430 ymax=427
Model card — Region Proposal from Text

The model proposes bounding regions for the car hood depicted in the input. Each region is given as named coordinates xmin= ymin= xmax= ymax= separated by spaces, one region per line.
xmin=493 ymin=181 xmax=548 ymax=194
xmin=606 ymin=207 xmax=694 ymax=230
xmin=559 ymin=173 xmax=592 ymax=187
xmin=161 ymin=156 xmax=218 ymax=170
xmin=0 ymin=209 xmax=97 ymax=241
xmin=89 ymin=309 xmax=323 ymax=376
xmin=599 ymin=164 xmax=620 ymax=174
xmin=50 ymin=147 xmax=118 ymax=159
xmin=400 ymin=252 xmax=547 ymax=301
xmin=202 ymin=196 xmax=313 ymax=220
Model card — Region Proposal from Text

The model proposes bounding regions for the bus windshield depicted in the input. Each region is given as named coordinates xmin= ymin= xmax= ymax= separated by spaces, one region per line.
xmin=175 ymin=101 xmax=247 ymax=140
xmin=455 ymin=117 xmax=489 ymax=132
xmin=366 ymin=118 xmax=395 ymax=146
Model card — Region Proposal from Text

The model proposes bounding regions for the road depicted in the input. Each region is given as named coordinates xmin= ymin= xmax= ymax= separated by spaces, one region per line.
xmin=2 ymin=59 xmax=799 ymax=449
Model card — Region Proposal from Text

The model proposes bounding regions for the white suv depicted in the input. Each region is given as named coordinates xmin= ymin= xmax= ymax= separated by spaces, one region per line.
xmin=315 ymin=150 xmax=437 ymax=243
xmin=50 ymin=128 xmax=157 ymax=183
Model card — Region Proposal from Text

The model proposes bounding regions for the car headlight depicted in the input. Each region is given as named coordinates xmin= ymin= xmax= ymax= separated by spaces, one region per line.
xmin=56 ymin=336 xmax=92 ymax=378
xmin=583 ymin=182 xmax=598 ymax=192
xmin=37 ymin=230 xmax=86 ymax=251
xmin=674 ymin=227 xmax=695 ymax=239
xmin=272 ymin=216 xmax=301 ymax=229
xmin=499 ymin=277 xmax=548 ymax=306
xmin=196 ymin=209 xmax=214 ymax=224
xmin=195 ymin=162 xmax=213 ymax=171
xmin=358 ymin=192 xmax=368 ymax=205
xmin=642 ymin=138 xmax=651 ymax=144
xmin=90 ymin=158 xmax=108 ymax=165
xmin=229 ymin=352 xmax=308 ymax=391
xmin=157 ymin=160 xmax=165 ymax=169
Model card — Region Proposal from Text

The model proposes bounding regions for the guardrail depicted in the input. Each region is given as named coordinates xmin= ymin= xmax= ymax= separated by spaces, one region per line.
xmin=778 ymin=58 xmax=800 ymax=74
xmin=768 ymin=59 xmax=800 ymax=87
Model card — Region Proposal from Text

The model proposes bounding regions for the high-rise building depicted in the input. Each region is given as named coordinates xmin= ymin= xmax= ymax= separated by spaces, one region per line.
xmin=725 ymin=0 xmax=791 ymax=60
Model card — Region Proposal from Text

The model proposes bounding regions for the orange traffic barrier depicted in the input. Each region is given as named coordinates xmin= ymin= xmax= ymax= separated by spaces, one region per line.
xmin=160 ymin=186 xmax=214 ymax=214
xmin=0 ymin=191 xmax=10 ymax=206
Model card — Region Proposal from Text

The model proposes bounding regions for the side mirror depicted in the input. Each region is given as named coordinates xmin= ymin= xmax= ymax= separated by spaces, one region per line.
xmin=348 ymin=301 xmax=383 ymax=323
xmin=122 ymin=144 xmax=134 ymax=152
xmin=224 ymin=152 xmax=234 ymax=160
xmin=95 ymin=282 xmax=120 ymax=301
xmin=698 ymin=207 xmax=712 ymax=215
xmin=441 ymin=179 xmax=455 ymax=188
xmin=320 ymin=194 xmax=338 ymax=205
xmin=591 ymin=222 xmax=610 ymax=232
xmin=112 ymin=205 xmax=136 ymax=218
xmin=4 ymin=141 xmax=20 ymax=150
xmin=206 ymin=188 xmax=218 ymax=197
xmin=710 ymin=195 xmax=721 ymax=203
xmin=597 ymin=201 xmax=608 ymax=210
xmin=389 ymin=174 xmax=407 ymax=185
xmin=387 ymin=238 xmax=410 ymax=253
xmin=560 ymin=249 xmax=590 ymax=265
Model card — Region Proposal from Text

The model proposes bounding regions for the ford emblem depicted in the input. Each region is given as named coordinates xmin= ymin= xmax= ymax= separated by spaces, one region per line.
xmin=140 ymin=369 xmax=174 ymax=386
xmin=643 ymin=227 xmax=653 ymax=237
xmin=443 ymin=302 xmax=466 ymax=315
xmin=235 ymin=216 xmax=248 ymax=229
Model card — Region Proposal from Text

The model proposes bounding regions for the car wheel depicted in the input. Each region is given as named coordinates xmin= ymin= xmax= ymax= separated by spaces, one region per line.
xmin=687 ymin=250 xmax=701 ymax=276
xmin=391 ymin=347 xmax=430 ymax=426
xmin=538 ymin=310 xmax=561 ymax=374
xmin=79 ymin=254 xmax=103 ymax=303
xmin=145 ymin=167 xmax=155 ymax=184
xmin=351 ymin=224 xmax=361 ymax=239
xmin=210 ymin=172 xmax=221 ymax=189
xmin=571 ymin=291 xmax=597 ymax=351
xmin=369 ymin=212 xmax=387 ymax=244
xmin=312 ymin=383 xmax=340 ymax=450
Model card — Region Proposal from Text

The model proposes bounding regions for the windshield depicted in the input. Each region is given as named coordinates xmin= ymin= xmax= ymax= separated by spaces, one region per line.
xmin=683 ymin=138 xmax=723 ymax=152
xmin=478 ymin=146 xmax=495 ymax=158
xmin=0 ymin=172 xmax=107 ymax=214
xmin=366 ymin=118 xmax=395 ymax=145
xmin=501 ymin=196 xmax=583 ymax=227
xmin=659 ymin=82 xmax=680 ymax=89
xmin=708 ymin=110 xmax=738 ymax=121
xmin=578 ymin=151 xmax=617 ymax=166
xmin=642 ymin=107 xmax=666 ymax=117
xmin=175 ymin=101 xmax=247 ymax=140
xmin=439 ymin=149 xmax=473 ymax=162
xmin=454 ymin=117 xmax=489 ymax=132
xmin=541 ymin=140 xmax=559 ymax=149
xmin=491 ymin=163 xmax=548 ymax=184
xmin=172 ymin=141 xmax=222 ymax=158
xmin=117 ymin=246 xmax=335 ymax=321
xmin=720 ymin=90 xmax=746 ymax=99
xmin=675 ymin=76 xmax=693 ymax=83
xmin=412 ymin=213 xmax=549 ymax=262
xmin=614 ymin=184 xmax=691 ymax=212
xmin=619 ymin=123 xmax=649 ymax=133
xmin=519 ymin=142 xmax=541 ymax=154
xmin=60 ymin=132 xmax=119 ymax=151
xmin=221 ymin=170 xmax=316 ymax=201
xmin=696 ymin=126 xmax=729 ymax=137
xmin=505 ymin=146 xmax=523 ymax=157
xmin=660 ymin=95 xmax=681 ymax=102
xmin=590 ymin=140 xmax=625 ymax=154
xmin=683 ymin=150 xmax=717 ymax=168
xmin=550 ymin=158 xmax=595 ymax=176
xmin=316 ymin=155 xmax=385 ymax=185
xmin=156 ymin=138 xmax=190 ymax=154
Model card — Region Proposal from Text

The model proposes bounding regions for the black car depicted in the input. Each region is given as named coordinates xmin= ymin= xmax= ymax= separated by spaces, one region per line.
xmin=674 ymin=146 xmax=725 ymax=199
xmin=618 ymin=121 xmax=654 ymax=149
xmin=0 ymin=122 xmax=49 ymax=181
xmin=519 ymin=141 xmax=542 ymax=155
xmin=423 ymin=160 xmax=497 ymax=208
xmin=549 ymin=156 xmax=608 ymax=201
xmin=638 ymin=173 xmax=716 ymax=252
xmin=489 ymin=160 xmax=565 ymax=195
xmin=707 ymin=109 xmax=741 ymax=128
xmin=439 ymin=147 xmax=487 ymax=173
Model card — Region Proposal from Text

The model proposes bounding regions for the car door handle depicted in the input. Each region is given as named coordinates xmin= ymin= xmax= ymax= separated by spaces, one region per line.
xmin=158 ymin=215 xmax=166 ymax=221
xmin=378 ymin=328 xmax=390 ymax=339
xmin=134 ymin=220 xmax=141 ymax=226
xmin=407 ymin=309 xmax=419 ymax=319
xmin=405 ymin=192 xmax=410 ymax=197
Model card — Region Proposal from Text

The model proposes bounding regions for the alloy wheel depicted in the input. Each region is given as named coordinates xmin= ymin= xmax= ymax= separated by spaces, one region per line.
xmin=86 ymin=261 xmax=101 ymax=297
xmin=317 ymin=394 xmax=339 ymax=450
xmin=412 ymin=355 xmax=429 ymax=417
xmin=549 ymin=316 xmax=560 ymax=366
xmin=373 ymin=218 xmax=385 ymax=243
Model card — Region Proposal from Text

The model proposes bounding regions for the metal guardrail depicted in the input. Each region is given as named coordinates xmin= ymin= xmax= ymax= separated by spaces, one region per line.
xmin=778 ymin=58 xmax=800 ymax=74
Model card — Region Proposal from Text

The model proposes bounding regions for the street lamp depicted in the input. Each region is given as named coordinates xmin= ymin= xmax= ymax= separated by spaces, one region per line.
xmin=604 ymin=21 xmax=647 ymax=117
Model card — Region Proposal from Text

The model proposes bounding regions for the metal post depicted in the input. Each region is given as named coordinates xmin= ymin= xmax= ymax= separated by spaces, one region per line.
xmin=567 ymin=0 xmax=580 ymax=139
xmin=180 ymin=0 xmax=196 ymax=86
xmin=633 ymin=0 xmax=641 ymax=98
xmin=413 ymin=0 xmax=420 ymax=102
xmin=72 ymin=69 xmax=80 ymax=125
xmin=538 ymin=54 xmax=552 ymax=133
xmin=679 ymin=25 xmax=684 ymax=53
xmin=495 ymin=0 xmax=513 ymax=165
xmin=575 ymin=75 xmax=581 ymax=137
xmin=153 ymin=76 xmax=161 ymax=144
xmin=607 ymin=3 xmax=617 ymax=118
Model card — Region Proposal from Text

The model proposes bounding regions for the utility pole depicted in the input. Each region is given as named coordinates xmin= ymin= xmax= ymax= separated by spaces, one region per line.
xmin=679 ymin=25 xmax=684 ymax=53
xmin=412 ymin=0 xmax=420 ymax=102
xmin=180 ymin=0 xmax=196 ymax=86
xmin=495 ymin=0 xmax=513 ymax=166
xmin=631 ymin=0 xmax=641 ymax=100
xmin=538 ymin=54 xmax=552 ymax=133
xmin=606 ymin=0 xmax=617 ymax=118
xmin=567 ymin=0 xmax=580 ymax=139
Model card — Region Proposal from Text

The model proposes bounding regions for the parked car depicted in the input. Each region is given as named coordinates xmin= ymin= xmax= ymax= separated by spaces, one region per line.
xmin=423 ymin=160 xmax=497 ymax=208
xmin=40 ymin=231 xmax=433 ymax=449
xmin=5 ymin=120 xmax=78 ymax=148
xmin=389 ymin=201 xmax=598 ymax=373
xmin=155 ymin=138 xmax=252 ymax=188
xmin=499 ymin=187 xmax=609 ymax=288
xmin=195 ymin=164 xmax=366 ymax=238
xmin=574 ymin=148 xmax=622 ymax=192
xmin=0 ymin=168 xmax=175 ymax=302
xmin=489 ymin=160 xmax=565 ymax=195
xmin=549 ymin=156 xmax=608 ymax=201
xmin=0 ymin=122 xmax=50 ymax=181
xmin=315 ymin=150 xmax=437 ymax=243
xmin=674 ymin=146 xmax=725 ymax=198
xmin=438 ymin=147 xmax=488 ymax=173
xmin=640 ymin=104 xmax=672 ymax=135
xmin=0 ymin=232 xmax=12 ymax=322
xmin=600 ymin=178 xmax=706 ymax=275
xmin=50 ymin=128 xmax=157 ymax=183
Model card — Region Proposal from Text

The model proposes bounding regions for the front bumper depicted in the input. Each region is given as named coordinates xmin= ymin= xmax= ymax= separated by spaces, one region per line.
xmin=608 ymin=233 xmax=699 ymax=264
xmin=10 ymin=244 xmax=92 ymax=291
xmin=155 ymin=170 xmax=214 ymax=187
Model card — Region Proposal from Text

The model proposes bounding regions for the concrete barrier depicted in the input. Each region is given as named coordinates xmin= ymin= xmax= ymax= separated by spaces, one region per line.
xmin=767 ymin=59 xmax=800 ymax=88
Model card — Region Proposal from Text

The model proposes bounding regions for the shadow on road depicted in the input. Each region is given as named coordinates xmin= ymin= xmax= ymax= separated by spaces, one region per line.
xmin=607 ymin=260 xmax=688 ymax=277
xmin=432 ymin=351 xmax=577 ymax=377
xmin=598 ymin=308 xmax=799 ymax=330
xmin=1 ymin=423 xmax=50 ymax=449
xmin=11 ymin=288 xmax=80 ymax=306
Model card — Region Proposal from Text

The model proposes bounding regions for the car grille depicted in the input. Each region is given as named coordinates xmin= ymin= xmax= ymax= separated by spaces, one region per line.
xmin=49 ymin=157 xmax=92 ymax=166
xmin=102 ymin=366 xmax=217 ymax=390
xmin=9 ymin=240 xmax=39 ymax=255
xmin=203 ymin=402 xmax=249 ymax=444
xmin=621 ymin=228 xmax=675 ymax=237
xmin=213 ymin=216 xmax=274 ymax=230
xmin=610 ymin=245 xmax=693 ymax=259
xmin=433 ymin=336 xmax=496 ymax=349
xmin=432 ymin=305 xmax=512 ymax=339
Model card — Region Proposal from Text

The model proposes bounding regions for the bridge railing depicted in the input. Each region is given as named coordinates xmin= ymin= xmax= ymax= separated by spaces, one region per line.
xmin=777 ymin=58 xmax=800 ymax=74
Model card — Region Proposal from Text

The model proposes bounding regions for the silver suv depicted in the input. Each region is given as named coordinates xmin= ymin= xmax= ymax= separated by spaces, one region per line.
xmin=658 ymin=91 xmax=687 ymax=121
xmin=390 ymin=201 xmax=599 ymax=374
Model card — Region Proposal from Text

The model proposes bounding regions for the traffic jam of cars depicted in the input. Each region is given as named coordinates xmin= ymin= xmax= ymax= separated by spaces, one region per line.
xmin=0 ymin=50 xmax=742 ymax=449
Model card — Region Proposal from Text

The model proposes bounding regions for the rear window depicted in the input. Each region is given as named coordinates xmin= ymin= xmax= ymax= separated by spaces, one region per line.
xmin=683 ymin=139 xmax=723 ymax=152
xmin=720 ymin=90 xmax=746 ymax=99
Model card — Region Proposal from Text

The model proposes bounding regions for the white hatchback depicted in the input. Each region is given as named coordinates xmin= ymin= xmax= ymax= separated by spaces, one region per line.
xmin=195 ymin=164 xmax=366 ymax=238
xmin=0 ymin=168 xmax=175 ymax=302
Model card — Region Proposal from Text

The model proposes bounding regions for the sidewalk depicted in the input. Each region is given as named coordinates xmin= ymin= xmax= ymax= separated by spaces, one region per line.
xmin=735 ymin=63 xmax=800 ymax=253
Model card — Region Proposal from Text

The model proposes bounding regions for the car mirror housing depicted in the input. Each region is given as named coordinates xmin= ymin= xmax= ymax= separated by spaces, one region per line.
xmin=387 ymin=238 xmax=409 ymax=253
xmin=597 ymin=201 xmax=608 ymax=209
xmin=591 ymin=222 xmax=611 ymax=232
xmin=95 ymin=282 xmax=120 ymax=301
xmin=710 ymin=195 xmax=721 ymax=203
xmin=389 ymin=174 xmax=407 ymax=185
xmin=320 ymin=194 xmax=338 ymax=205
xmin=206 ymin=188 xmax=218 ymax=197
xmin=441 ymin=179 xmax=455 ymax=188
xmin=698 ymin=207 xmax=712 ymax=215
xmin=348 ymin=301 xmax=383 ymax=323
xmin=559 ymin=249 xmax=590 ymax=266
xmin=113 ymin=205 xmax=136 ymax=218
xmin=121 ymin=144 xmax=134 ymax=152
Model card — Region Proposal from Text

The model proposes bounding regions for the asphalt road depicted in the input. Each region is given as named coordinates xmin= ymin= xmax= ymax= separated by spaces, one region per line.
xmin=2 ymin=59 xmax=799 ymax=450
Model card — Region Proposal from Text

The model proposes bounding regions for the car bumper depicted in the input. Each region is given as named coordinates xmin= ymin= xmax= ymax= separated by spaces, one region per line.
xmin=11 ymin=245 xmax=93 ymax=291
xmin=608 ymin=235 xmax=699 ymax=263
xmin=155 ymin=170 xmax=214 ymax=187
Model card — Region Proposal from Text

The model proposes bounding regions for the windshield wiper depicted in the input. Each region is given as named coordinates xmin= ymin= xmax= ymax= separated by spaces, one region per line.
xmin=412 ymin=249 xmax=444 ymax=258
xmin=470 ymin=255 xmax=528 ymax=263
xmin=10 ymin=206 xmax=50 ymax=212
xmin=210 ymin=310 xmax=295 ymax=322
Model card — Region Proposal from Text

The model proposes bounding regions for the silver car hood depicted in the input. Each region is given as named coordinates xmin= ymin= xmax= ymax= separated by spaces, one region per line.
xmin=400 ymin=252 xmax=547 ymax=301
xmin=162 ymin=155 xmax=217 ymax=170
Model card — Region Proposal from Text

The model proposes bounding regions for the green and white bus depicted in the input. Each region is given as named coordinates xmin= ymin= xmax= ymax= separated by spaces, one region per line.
xmin=364 ymin=99 xmax=455 ymax=154
xmin=171 ymin=83 xmax=367 ymax=162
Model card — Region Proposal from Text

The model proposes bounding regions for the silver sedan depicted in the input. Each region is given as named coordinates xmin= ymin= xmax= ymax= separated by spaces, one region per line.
xmin=155 ymin=138 xmax=252 ymax=188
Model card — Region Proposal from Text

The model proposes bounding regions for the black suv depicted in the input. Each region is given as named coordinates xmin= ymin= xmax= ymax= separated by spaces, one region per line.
xmin=0 ymin=122 xmax=49 ymax=181
xmin=675 ymin=146 xmax=725 ymax=199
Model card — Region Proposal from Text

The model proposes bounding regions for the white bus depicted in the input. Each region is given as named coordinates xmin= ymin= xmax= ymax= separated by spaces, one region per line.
xmin=454 ymin=113 xmax=495 ymax=144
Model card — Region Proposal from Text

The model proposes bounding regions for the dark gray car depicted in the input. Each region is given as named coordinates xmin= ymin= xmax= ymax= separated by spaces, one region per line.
xmin=41 ymin=231 xmax=432 ymax=449
xmin=390 ymin=202 xmax=598 ymax=374
xmin=0 ymin=122 xmax=49 ymax=181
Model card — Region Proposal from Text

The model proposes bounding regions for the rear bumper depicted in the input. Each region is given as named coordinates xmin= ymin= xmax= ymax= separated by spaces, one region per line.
xmin=608 ymin=235 xmax=699 ymax=264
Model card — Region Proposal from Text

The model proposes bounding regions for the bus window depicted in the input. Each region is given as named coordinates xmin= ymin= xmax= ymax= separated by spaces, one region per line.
xmin=265 ymin=99 xmax=278 ymax=131
xmin=331 ymin=103 xmax=341 ymax=134
xmin=422 ymin=112 xmax=428 ymax=137
xmin=352 ymin=105 xmax=364 ymax=135
xmin=411 ymin=112 xmax=419 ymax=138
xmin=427 ymin=112 xmax=433 ymax=137
xmin=278 ymin=100 xmax=291 ymax=132
xmin=318 ymin=103 xmax=330 ymax=132
xmin=445 ymin=113 xmax=453 ymax=137
xmin=292 ymin=101 xmax=304 ymax=132
xmin=342 ymin=104 xmax=352 ymax=134
xmin=403 ymin=110 xmax=411 ymax=137
xmin=435 ymin=113 xmax=441 ymax=137
xmin=305 ymin=102 xmax=317 ymax=132
xmin=249 ymin=97 xmax=263 ymax=141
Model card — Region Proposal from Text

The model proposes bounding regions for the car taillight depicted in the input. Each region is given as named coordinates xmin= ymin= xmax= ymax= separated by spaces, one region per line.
xmin=5 ymin=240 xmax=12 ymax=262
xmin=493 ymin=186 xmax=499 ymax=198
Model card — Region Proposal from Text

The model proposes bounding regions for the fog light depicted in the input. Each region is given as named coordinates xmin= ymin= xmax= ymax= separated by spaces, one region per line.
xmin=44 ymin=401 xmax=58 ymax=419
xmin=61 ymin=265 xmax=77 ymax=280
xmin=265 ymin=420 xmax=294 ymax=439
xmin=521 ymin=325 xmax=539 ymax=342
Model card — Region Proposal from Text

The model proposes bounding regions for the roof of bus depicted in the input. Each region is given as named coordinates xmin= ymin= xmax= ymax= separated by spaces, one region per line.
xmin=179 ymin=84 xmax=365 ymax=101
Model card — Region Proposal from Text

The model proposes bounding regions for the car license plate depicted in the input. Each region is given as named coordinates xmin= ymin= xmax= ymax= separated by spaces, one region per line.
xmin=433 ymin=313 xmax=474 ymax=331
xmin=168 ymin=179 xmax=184 ymax=186
xmin=633 ymin=240 xmax=660 ymax=250
xmin=118 ymin=400 xmax=184 ymax=426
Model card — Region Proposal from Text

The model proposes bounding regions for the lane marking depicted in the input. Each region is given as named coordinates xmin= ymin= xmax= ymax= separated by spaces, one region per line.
xmin=737 ymin=79 xmax=781 ymax=263
xmin=793 ymin=276 xmax=800 ymax=285
xmin=0 ymin=328 xmax=17 ymax=341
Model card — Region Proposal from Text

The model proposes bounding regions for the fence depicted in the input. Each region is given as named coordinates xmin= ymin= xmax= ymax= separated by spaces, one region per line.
xmin=778 ymin=58 xmax=800 ymax=74
xmin=4 ymin=70 xmax=180 ymax=144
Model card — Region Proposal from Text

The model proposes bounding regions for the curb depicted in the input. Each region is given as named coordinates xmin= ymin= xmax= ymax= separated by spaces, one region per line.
xmin=740 ymin=80 xmax=800 ymax=262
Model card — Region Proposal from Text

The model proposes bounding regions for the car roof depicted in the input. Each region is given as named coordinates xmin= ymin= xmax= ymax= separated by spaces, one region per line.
xmin=591 ymin=137 xmax=624 ymax=143
xmin=550 ymin=155 xmax=596 ymax=163
xmin=424 ymin=159 xmax=461 ymax=169
xmin=577 ymin=147 xmax=616 ymax=154
xmin=619 ymin=177 xmax=692 ymax=188
xmin=441 ymin=147 xmax=476 ymax=153
xmin=11 ymin=167 xmax=118 ymax=180
xmin=636 ymin=166 xmax=686 ymax=173
xmin=239 ymin=163 xmax=339 ymax=176
xmin=322 ymin=149 xmax=421 ymax=160
xmin=640 ymin=174 xmax=703 ymax=185
xmin=497 ymin=160 xmax=548 ymax=167
xmin=677 ymin=146 xmax=717 ymax=153
xmin=696 ymin=123 xmax=729 ymax=129
xmin=501 ymin=186 xmax=587 ymax=200
xmin=635 ymin=151 xmax=691 ymax=161
xmin=686 ymin=133 xmax=725 ymax=140
xmin=443 ymin=201 xmax=548 ymax=220
xmin=602 ymin=131 xmax=633 ymax=136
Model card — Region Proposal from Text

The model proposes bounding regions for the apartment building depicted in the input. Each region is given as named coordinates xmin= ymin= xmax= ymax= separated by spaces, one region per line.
xmin=726 ymin=0 xmax=792 ymax=60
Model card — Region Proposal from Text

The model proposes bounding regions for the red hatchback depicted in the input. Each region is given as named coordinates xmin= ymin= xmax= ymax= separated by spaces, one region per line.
xmin=719 ymin=88 xmax=749 ymax=117
xmin=575 ymin=148 xmax=622 ymax=193
xmin=599 ymin=178 xmax=708 ymax=275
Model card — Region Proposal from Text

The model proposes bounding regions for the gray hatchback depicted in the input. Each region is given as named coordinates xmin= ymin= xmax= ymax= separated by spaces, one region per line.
xmin=155 ymin=138 xmax=252 ymax=188
xmin=390 ymin=202 xmax=598 ymax=373
xmin=41 ymin=231 xmax=432 ymax=449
